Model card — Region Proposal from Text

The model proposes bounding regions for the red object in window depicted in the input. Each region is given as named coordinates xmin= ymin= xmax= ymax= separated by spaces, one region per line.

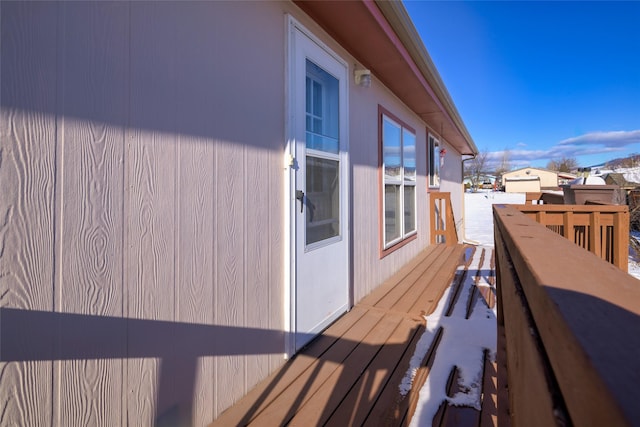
xmin=440 ymin=148 xmax=446 ymax=157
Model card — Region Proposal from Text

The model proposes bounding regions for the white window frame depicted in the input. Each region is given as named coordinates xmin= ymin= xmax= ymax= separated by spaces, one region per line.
xmin=381 ymin=112 xmax=417 ymax=250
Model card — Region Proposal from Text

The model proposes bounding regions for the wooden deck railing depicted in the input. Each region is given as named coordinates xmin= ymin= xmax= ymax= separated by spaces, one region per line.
xmin=429 ymin=192 xmax=458 ymax=245
xmin=513 ymin=204 xmax=629 ymax=272
xmin=494 ymin=205 xmax=640 ymax=427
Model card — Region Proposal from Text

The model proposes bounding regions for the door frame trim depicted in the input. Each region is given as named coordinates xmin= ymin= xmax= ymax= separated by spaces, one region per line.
xmin=284 ymin=15 xmax=350 ymax=358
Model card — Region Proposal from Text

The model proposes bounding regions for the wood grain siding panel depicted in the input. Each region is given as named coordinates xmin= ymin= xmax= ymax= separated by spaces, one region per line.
xmin=352 ymin=161 xmax=379 ymax=301
xmin=128 ymin=4 xmax=178 ymax=423
xmin=169 ymin=4 xmax=219 ymax=423
xmin=125 ymin=127 xmax=177 ymax=425
xmin=177 ymin=135 xmax=215 ymax=425
xmin=269 ymin=148 xmax=285 ymax=373
xmin=1 ymin=1 xmax=304 ymax=424
xmin=215 ymin=141 xmax=246 ymax=415
xmin=245 ymin=146 xmax=271 ymax=391
xmin=202 ymin=1 xmax=287 ymax=377
xmin=56 ymin=4 xmax=128 ymax=425
xmin=0 ymin=2 xmax=57 ymax=424
xmin=349 ymin=84 xmax=382 ymax=302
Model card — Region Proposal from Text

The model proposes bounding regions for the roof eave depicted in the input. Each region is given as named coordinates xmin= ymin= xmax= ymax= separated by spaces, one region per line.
xmin=293 ymin=0 xmax=478 ymax=156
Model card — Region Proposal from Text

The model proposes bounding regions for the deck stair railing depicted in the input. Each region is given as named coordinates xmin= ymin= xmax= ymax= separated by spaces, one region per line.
xmin=513 ymin=203 xmax=629 ymax=272
xmin=429 ymin=192 xmax=458 ymax=245
xmin=494 ymin=204 xmax=640 ymax=427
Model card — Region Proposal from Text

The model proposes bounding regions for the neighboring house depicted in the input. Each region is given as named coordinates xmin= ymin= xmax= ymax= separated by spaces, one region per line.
xmin=504 ymin=175 xmax=542 ymax=193
xmin=558 ymin=171 xmax=578 ymax=185
xmin=0 ymin=1 xmax=477 ymax=425
xmin=502 ymin=167 xmax=560 ymax=192
xmin=604 ymin=173 xmax=638 ymax=190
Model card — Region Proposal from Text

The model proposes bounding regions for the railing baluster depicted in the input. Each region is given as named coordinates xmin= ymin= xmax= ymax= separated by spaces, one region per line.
xmin=563 ymin=211 xmax=573 ymax=240
xmin=590 ymin=212 xmax=602 ymax=257
xmin=514 ymin=204 xmax=628 ymax=271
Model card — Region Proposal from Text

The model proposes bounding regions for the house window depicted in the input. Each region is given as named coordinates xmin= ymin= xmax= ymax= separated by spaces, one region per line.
xmin=428 ymin=134 xmax=440 ymax=187
xmin=381 ymin=111 xmax=417 ymax=250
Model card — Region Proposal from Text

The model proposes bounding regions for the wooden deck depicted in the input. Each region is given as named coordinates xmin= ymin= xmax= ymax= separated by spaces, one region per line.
xmin=211 ymin=244 xmax=505 ymax=426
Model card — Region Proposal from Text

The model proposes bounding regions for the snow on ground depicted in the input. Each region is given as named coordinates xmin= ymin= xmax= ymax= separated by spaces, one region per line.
xmin=407 ymin=246 xmax=496 ymax=426
xmin=463 ymin=191 xmax=525 ymax=246
xmin=405 ymin=191 xmax=520 ymax=426
xmin=407 ymin=189 xmax=639 ymax=426
xmin=619 ymin=166 xmax=640 ymax=184
xmin=611 ymin=166 xmax=640 ymax=279
xmin=628 ymin=233 xmax=640 ymax=280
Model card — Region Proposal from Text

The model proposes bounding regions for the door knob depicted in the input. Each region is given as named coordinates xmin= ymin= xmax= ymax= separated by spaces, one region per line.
xmin=296 ymin=190 xmax=304 ymax=213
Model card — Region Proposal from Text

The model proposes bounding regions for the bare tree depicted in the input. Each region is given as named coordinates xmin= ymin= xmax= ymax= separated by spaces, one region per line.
xmin=464 ymin=150 xmax=488 ymax=191
xmin=494 ymin=149 xmax=511 ymax=179
xmin=547 ymin=156 xmax=578 ymax=173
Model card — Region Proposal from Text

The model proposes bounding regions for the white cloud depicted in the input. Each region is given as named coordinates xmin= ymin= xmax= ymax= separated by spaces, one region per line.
xmin=558 ymin=130 xmax=640 ymax=147
xmin=483 ymin=130 xmax=640 ymax=170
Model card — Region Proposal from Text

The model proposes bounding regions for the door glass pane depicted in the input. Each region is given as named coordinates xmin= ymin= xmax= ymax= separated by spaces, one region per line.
xmin=383 ymin=118 xmax=401 ymax=179
xmin=404 ymin=185 xmax=416 ymax=233
xmin=306 ymin=60 xmax=339 ymax=153
xmin=385 ymin=184 xmax=401 ymax=243
xmin=306 ymin=156 xmax=340 ymax=245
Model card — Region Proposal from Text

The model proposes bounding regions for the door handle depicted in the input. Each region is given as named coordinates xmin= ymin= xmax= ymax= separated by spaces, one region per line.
xmin=296 ymin=190 xmax=304 ymax=213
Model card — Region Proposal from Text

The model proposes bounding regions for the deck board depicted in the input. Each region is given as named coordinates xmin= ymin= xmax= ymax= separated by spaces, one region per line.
xmin=391 ymin=246 xmax=455 ymax=314
xmin=288 ymin=314 xmax=403 ymax=425
xmin=211 ymin=243 xmax=500 ymax=427
xmin=409 ymin=246 xmax=466 ymax=316
xmin=249 ymin=310 xmax=385 ymax=425
xmin=359 ymin=246 xmax=442 ymax=310
xmin=325 ymin=316 xmax=424 ymax=426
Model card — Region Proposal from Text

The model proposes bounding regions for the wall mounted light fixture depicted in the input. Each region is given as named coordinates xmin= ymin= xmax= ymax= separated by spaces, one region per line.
xmin=354 ymin=69 xmax=371 ymax=88
xmin=440 ymin=148 xmax=446 ymax=167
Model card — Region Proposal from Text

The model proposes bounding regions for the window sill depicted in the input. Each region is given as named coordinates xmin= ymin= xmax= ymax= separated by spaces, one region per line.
xmin=379 ymin=233 xmax=417 ymax=259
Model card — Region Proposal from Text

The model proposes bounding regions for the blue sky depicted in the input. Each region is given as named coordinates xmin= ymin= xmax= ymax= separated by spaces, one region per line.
xmin=404 ymin=1 xmax=640 ymax=170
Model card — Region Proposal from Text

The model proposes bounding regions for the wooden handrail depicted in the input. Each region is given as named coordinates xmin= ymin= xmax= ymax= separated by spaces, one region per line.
xmin=494 ymin=205 xmax=640 ymax=426
xmin=514 ymin=204 xmax=629 ymax=272
xmin=429 ymin=192 xmax=458 ymax=245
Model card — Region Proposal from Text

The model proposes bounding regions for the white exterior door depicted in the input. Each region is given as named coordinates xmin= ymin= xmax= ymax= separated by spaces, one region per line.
xmin=288 ymin=21 xmax=349 ymax=352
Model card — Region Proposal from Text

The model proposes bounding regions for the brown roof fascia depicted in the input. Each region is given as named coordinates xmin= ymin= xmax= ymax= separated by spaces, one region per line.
xmin=294 ymin=0 xmax=478 ymax=156
xmin=375 ymin=1 xmax=477 ymax=155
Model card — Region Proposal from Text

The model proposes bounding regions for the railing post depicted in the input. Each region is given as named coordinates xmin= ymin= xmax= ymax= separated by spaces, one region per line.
xmin=613 ymin=211 xmax=630 ymax=272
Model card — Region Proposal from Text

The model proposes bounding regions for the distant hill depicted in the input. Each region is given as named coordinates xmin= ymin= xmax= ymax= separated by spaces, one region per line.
xmin=598 ymin=154 xmax=640 ymax=169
